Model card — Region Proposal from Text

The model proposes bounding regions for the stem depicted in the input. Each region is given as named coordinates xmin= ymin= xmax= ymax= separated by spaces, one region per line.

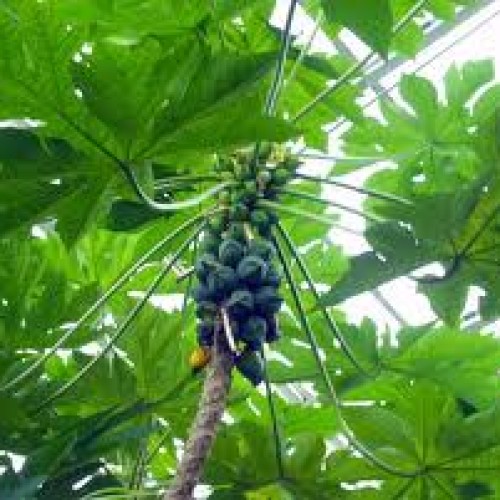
xmin=1 ymin=211 xmax=213 ymax=392
xmin=292 ymin=0 xmax=427 ymax=123
xmin=258 ymin=199 xmax=363 ymax=236
xmin=133 ymin=240 xmax=199 ymax=491
xmin=164 ymin=328 xmax=233 ymax=500
xmin=276 ymin=223 xmax=372 ymax=377
xmin=264 ymin=0 xmax=299 ymax=116
xmin=278 ymin=187 xmax=383 ymax=223
xmin=294 ymin=172 xmax=413 ymax=206
xmin=34 ymin=224 xmax=205 ymax=413
xmin=273 ymin=237 xmax=421 ymax=478
xmin=260 ymin=346 xmax=285 ymax=479
xmin=283 ymin=10 xmax=323 ymax=91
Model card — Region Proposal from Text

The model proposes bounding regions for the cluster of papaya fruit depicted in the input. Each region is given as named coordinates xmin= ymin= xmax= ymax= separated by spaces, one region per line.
xmin=189 ymin=148 xmax=298 ymax=385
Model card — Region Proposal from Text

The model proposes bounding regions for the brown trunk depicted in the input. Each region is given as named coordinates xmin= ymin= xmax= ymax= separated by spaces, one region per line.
xmin=164 ymin=333 xmax=233 ymax=500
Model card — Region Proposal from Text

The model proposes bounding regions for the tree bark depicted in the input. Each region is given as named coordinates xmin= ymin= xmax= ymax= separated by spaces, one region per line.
xmin=164 ymin=332 xmax=233 ymax=500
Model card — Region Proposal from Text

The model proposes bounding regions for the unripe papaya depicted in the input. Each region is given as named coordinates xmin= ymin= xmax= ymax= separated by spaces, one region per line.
xmin=263 ymin=264 xmax=281 ymax=287
xmin=236 ymin=351 xmax=264 ymax=385
xmin=230 ymin=203 xmax=250 ymax=222
xmin=254 ymin=286 xmax=283 ymax=315
xmin=225 ymin=289 xmax=254 ymax=319
xmin=219 ymin=239 xmax=245 ymax=268
xmin=257 ymin=169 xmax=272 ymax=186
xmin=226 ymin=223 xmax=246 ymax=242
xmin=248 ymin=239 xmax=275 ymax=261
xmin=192 ymin=283 xmax=214 ymax=303
xmin=195 ymin=300 xmax=217 ymax=320
xmin=250 ymin=209 xmax=270 ymax=233
xmin=239 ymin=315 xmax=267 ymax=350
xmin=265 ymin=315 xmax=280 ymax=343
xmin=197 ymin=319 xmax=215 ymax=346
xmin=208 ymin=214 xmax=226 ymax=234
xmin=207 ymin=265 xmax=237 ymax=297
xmin=194 ymin=253 xmax=218 ymax=282
xmin=218 ymin=189 xmax=231 ymax=205
xmin=272 ymin=167 xmax=290 ymax=186
xmin=236 ymin=255 xmax=267 ymax=287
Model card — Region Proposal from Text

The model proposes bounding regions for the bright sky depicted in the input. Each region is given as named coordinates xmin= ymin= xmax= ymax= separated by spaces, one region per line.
xmin=275 ymin=1 xmax=500 ymax=335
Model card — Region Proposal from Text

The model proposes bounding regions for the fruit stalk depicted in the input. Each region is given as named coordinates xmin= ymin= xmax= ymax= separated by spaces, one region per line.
xmin=165 ymin=328 xmax=233 ymax=500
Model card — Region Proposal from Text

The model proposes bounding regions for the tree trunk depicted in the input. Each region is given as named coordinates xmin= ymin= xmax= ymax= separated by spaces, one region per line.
xmin=164 ymin=332 xmax=233 ymax=500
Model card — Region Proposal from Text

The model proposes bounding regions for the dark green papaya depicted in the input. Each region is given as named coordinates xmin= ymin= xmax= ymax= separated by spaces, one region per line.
xmin=254 ymin=286 xmax=283 ymax=314
xmin=207 ymin=265 xmax=237 ymax=297
xmin=239 ymin=315 xmax=267 ymax=350
xmin=218 ymin=189 xmax=231 ymax=205
xmin=197 ymin=319 xmax=215 ymax=346
xmin=225 ymin=289 xmax=254 ymax=319
xmin=226 ymin=223 xmax=246 ymax=243
xmin=194 ymin=253 xmax=218 ymax=281
xmin=230 ymin=203 xmax=250 ymax=222
xmin=257 ymin=169 xmax=272 ymax=186
xmin=195 ymin=301 xmax=217 ymax=320
xmin=236 ymin=255 xmax=267 ymax=287
xmin=263 ymin=264 xmax=281 ymax=287
xmin=236 ymin=351 xmax=264 ymax=385
xmin=192 ymin=283 xmax=214 ymax=303
xmin=250 ymin=209 xmax=269 ymax=232
xmin=248 ymin=239 xmax=275 ymax=261
xmin=265 ymin=315 xmax=280 ymax=343
xmin=219 ymin=239 xmax=245 ymax=267
xmin=272 ymin=167 xmax=290 ymax=186
xmin=208 ymin=214 xmax=226 ymax=234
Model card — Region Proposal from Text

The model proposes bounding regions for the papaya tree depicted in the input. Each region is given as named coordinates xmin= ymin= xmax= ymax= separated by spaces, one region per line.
xmin=1 ymin=1 xmax=500 ymax=499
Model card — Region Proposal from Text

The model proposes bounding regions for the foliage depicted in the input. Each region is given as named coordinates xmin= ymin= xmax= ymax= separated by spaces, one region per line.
xmin=0 ymin=1 xmax=499 ymax=499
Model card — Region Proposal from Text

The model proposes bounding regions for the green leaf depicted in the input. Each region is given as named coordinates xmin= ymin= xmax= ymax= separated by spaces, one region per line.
xmin=321 ymin=0 xmax=393 ymax=57
xmin=0 ymin=129 xmax=112 ymax=245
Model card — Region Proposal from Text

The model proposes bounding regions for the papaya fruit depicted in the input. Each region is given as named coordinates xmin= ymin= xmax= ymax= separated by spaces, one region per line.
xmin=254 ymin=286 xmax=283 ymax=315
xmin=236 ymin=350 xmax=264 ymax=385
xmin=236 ymin=255 xmax=267 ymax=287
xmin=207 ymin=265 xmax=237 ymax=297
xmin=219 ymin=239 xmax=245 ymax=267
xmin=225 ymin=289 xmax=254 ymax=319
xmin=248 ymin=239 xmax=275 ymax=261
xmin=239 ymin=316 xmax=267 ymax=350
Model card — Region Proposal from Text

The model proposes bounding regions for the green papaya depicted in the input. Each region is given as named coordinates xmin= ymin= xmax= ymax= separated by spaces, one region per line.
xmin=239 ymin=316 xmax=267 ymax=350
xmin=254 ymin=286 xmax=283 ymax=314
xmin=192 ymin=283 xmax=214 ymax=303
xmin=218 ymin=189 xmax=231 ymax=205
xmin=263 ymin=264 xmax=281 ymax=287
xmin=197 ymin=319 xmax=215 ymax=346
xmin=194 ymin=253 xmax=218 ymax=281
xmin=250 ymin=209 xmax=269 ymax=231
xmin=225 ymin=289 xmax=254 ymax=319
xmin=236 ymin=351 xmax=264 ymax=385
xmin=208 ymin=214 xmax=226 ymax=234
xmin=248 ymin=239 xmax=275 ymax=261
xmin=207 ymin=265 xmax=237 ymax=297
xmin=265 ymin=315 xmax=280 ymax=343
xmin=226 ymin=223 xmax=246 ymax=242
xmin=219 ymin=239 xmax=245 ymax=267
xmin=272 ymin=167 xmax=290 ymax=186
xmin=236 ymin=255 xmax=267 ymax=287
xmin=257 ymin=169 xmax=272 ymax=186
xmin=195 ymin=301 xmax=217 ymax=320
xmin=230 ymin=203 xmax=250 ymax=222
